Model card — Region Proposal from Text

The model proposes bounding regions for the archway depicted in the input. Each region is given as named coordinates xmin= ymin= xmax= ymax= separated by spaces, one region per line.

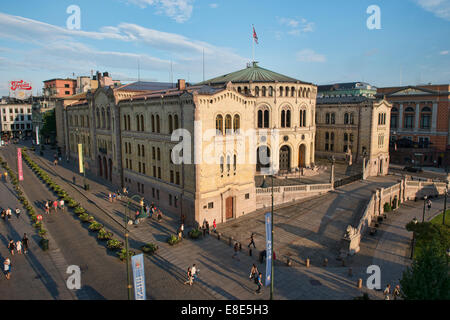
xmin=98 ymin=156 xmax=103 ymax=177
xmin=279 ymin=145 xmax=291 ymax=172
xmin=108 ymin=158 xmax=113 ymax=182
xmin=103 ymin=157 xmax=108 ymax=181
xmin=298 ymin=144 xmax=306 ymax=168
xmin=256 ymin=146 xmax=271 ymax=172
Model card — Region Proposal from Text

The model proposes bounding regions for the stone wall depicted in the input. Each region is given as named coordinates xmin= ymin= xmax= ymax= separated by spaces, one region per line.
xmin=343 ymin=178 xmax=447 ymax=255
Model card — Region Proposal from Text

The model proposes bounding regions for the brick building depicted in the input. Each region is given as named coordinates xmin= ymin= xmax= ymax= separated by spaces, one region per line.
xmin=377 ymin=85 xmax=450 ymax=167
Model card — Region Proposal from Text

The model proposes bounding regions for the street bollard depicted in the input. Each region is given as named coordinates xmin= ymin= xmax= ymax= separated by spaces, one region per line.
xmin=348 ymin=267 xmax=353 ymax=277
xmin=306 ymin=258 xmax=310 ymax=268
xmin=357 ymin=278 xmax=362 ymax=288
xmin=323 ymin=258 xmax=328 ymax=267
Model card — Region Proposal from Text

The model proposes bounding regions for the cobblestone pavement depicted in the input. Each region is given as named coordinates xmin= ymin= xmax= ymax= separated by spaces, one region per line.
xmin=0 ymin=178 xmax=75 ymax=300
xmin=2 ymin=143 xmax=438 ymax=300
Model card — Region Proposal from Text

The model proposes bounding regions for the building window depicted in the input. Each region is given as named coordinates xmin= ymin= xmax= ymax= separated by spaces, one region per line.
xmin=255 ymin=87 xmax=259 ymax=97
xmin=391 ymin=107 xmax=398 ymax=129
xmin=158 ymin=167 xmax=161 ymax=179
xmin=420 ymin=107 xmax=431 ymax=129
xmin=404 ymin=107 xmax=415 ymax=129
xmin=281 ymin=109 xmax=291 ymax=128
xmin=225 ymin=114 xmax=232 ymax=134
xmin=169 ymin=115 xmax=173 ymax=134
xmin=216 ymin=115 xmax=223 ymax=135
xmin=326 ymin=113 xmax=330 ymax=124
xmin=245 ymin=193 xmax=250 ymax=200
xmin=233 ymin=115 xmax=240 ymax=133
xmin=176 ymin=172 xmax=180 ymax=185
xmin=208 ymin=202 xmax=214 ymax=209
xmin=257 ymin=109 xmax=270 ymax=128
xmin=299 ymin=110 xmax=306 ymax=127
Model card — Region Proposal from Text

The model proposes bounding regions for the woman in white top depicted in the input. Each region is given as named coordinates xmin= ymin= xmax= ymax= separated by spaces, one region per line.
xmin=16 ymin=240 xmax=22 ymax=254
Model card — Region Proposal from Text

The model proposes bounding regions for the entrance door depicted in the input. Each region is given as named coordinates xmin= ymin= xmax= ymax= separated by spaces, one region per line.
xmin=298 ymin=144 xmax=306 ymax=168
xmin=379 ymin=159 xmax=383 ymax=174
xmin=225 ymin=197 xmax=233 ymax=220
xmin=279 ymin=146 xmax=291 ymax=172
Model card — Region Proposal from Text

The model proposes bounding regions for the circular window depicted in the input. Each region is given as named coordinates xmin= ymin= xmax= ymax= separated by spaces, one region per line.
xmin=302 ymin=134 xmax=305 ymax=140
xmin=283 ymin=136 xmax=289 ymax=142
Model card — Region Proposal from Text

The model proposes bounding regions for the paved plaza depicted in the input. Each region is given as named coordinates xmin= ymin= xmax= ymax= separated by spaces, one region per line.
xmin=0 ymin=143 xmax=445 ymax=300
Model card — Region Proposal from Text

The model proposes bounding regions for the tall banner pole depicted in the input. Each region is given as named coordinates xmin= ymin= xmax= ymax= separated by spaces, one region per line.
xmin=131 ymin=254 xmax=146 ymax=300
xmin=78 ymin=143 xmax=84 ymax=174
xmin=36 ymin=126 xmax=40 ymax=145
xmin=17 ymin=148 xmax=24 ymax=181
xmin=265 ymin=212 xmax=272 ymax=288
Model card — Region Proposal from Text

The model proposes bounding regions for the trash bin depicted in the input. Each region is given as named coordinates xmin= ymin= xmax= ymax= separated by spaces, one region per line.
xmin=41 ymin=238 xmax=49 ymax=251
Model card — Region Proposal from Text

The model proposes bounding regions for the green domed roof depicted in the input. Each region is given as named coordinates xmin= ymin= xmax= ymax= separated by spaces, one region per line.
xmin=198 ymin=62 xmax=310 ymax=85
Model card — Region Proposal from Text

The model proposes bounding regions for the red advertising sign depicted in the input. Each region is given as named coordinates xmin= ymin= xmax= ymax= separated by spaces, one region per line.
xmin=10 ymin=80 xmax=32 ymax=91
xmin=17 ymin=148 xmax=23 ymax=181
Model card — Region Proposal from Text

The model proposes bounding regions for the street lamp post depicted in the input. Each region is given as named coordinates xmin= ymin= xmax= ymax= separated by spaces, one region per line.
xmin=443 ymin=186 xmax=448 ymax=226
xmin=422 ymin=196 xmax=427 ymax=223
xmin=261 ymin=174 xmax=274 ymax=300
xmin=410 ymin=217 xmax=418 ymax=259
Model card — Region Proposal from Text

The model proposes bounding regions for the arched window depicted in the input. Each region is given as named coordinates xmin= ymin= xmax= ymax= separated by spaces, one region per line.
xmin=107 ymin=109 xmax=111 ymax=130
xmin=225 ymin=114 xmax=232 ymax=134
xmin=299 ymin=110 xmax=306 ymax=127
xmin=391 ymin=107 xmax=398 ymax=129
xmin=233 ymin=154 xmax=237 ymax=172
xmin=331 ymin=113 xmax=336 ymax=124
xmin=262 ymin=87 xmax=266 ymax=97
xmin=344 ymin=133 xmax=348 ymax=141
xmin=141 ymin=145 xmax=145 ymax=157
xmin=258 ymin=110 xmax=263 ymax=128
xmin=227 ymin=155 xmax=231 ymax=172
xmin=233 ymin=115 xmax=240 ymax=132
xmin=255 ymin=86 xmax=259 ymax=97
xmin=220 ymin=156 xmax=224 ymax=174
xmin=157 ymin=148 xmax=161 ymax=161
xmin=291 ymin=87 xmax=295 ymax=97
xmin=350 ymin=113 xmax=354 ymax=125
xmin=151 ymin=115 xmax=155 ymax=132
xmin=140 ymin=115 xmax=144 ymax=132
xmin=264 ymin=110 xmax=269 ymax=128
xmin=156 ymin=115 xmax=160 ymax=133
xmin=137 ymin=144 xmax=141 ymax=157
xmin=244 ymin=87 xmax=249 ymax=95
xmin=96 ymin=108 xmax=100 ymax=128
xmin=280 ymin=87 xmax=283 ymax=97
xmin=237 ymin=87 xmax=242 ymax=94
xmin=174 ymin=115 xmax=179 ymax=130
xmin=127 ymin=115 xmax=130 ymax=132
xmin=258 ymin=109 xmax=270 ymax=128
xmin=281 ymin=110 xmax=286 ymax=128
xmin=344 ymin=113 xmax=349 ymax=125
xmin=285 ymin=86 xmax=289 ymax=97
xmin=168 ymin=115 xmax=173 ymax=134
xmin=216 ymin=114 xmax=223 ymax=135
xmin=101 ymin=108 xmax=106 ymax=129
xmin=420 ymin=106 xmax=432 ymax=129
xmin=404 ymin=107 xmax=415 ymax=129
xmin=326 ymin=113 xmax=330 ymax=124
xmin=280 ymin=108 xmax=291 ymax=128
xmin=286 ymin=110 xmax=291 ymax=127
xmin=269 ymin=86 xmax=273 ymax=97
xmin=136 ymin=114 xmax=140 ymax=132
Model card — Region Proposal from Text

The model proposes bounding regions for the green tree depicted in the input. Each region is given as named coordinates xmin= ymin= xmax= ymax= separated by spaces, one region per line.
xmin=40 ymin=109 xmax=56 ymax=144
xmin=400 ymin=238 xmax=450 ymax=300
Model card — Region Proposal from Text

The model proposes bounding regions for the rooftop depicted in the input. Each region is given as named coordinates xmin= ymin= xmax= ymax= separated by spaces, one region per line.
xmin=197 ymin=62 xmax=310 ymax=86
xmin=318 ymin=82 xmax=376 ymax=92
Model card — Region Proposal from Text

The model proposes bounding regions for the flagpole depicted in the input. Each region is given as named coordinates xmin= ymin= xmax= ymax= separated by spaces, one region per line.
xmin=252 ymin=25 xmax=255 ymax=63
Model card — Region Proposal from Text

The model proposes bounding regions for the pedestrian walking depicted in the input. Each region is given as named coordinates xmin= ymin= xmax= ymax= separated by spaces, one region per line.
xmin=202 ymin=220 xmax=207 ymax=237
xmin=249 ymin=264 xmax=258 ymax=281
xmin=427 ymin=199 xmax=432 ymax=211
xmin=8 ymin=240 xmax=15 ymax=255
xmin=53 ymin=200 xmax=58 ymax=213
xmin=180 ymin=223 xmax=185 ymax=238
xmin=59 ymin=199 xmax=65 ymax=211
xmin=146 ymin=205 xmax=150 ymax=218
xmin=157 ymin=210 xmax=162 ymax=222
xmin=1 ymin=209 xmax=5 ymax=220
xmin=213 ymin=219 xmax=217 ymax=233
xmin=72 ymin=175 xmax=76 ymax=185
xmin=3 ymin=258 xmax=11 ymax=280
xmin=393 ymin=285 xmax=401 ymax=300
xmin=108 ymin=193 xmax=112 ymax=203
xmin=53 ymin=159 xmax=58 ymax=166
xmin=15 ymin=207 xmax=21 ymax=219
xmin=22 ymin=233 xmax=29 ymax=254
xmin=191 ymin=264 xmax=198 ymax=281
xmin=6 ymin=208 xmax=12 ymax=220
xmin=112 ymin=193 xmax=117 ymax=203
xmin=255 ymin=272 xmax=263 ymax=295
xmin=232 ymin=242 xmax=240 ymax=261
xmin=248 ymin=233 xmax=256 ymax=249
xmin=16 ymin=240 xmax=22 ymax=254
xmin=4 ymin=171 xmax=8 ymax=181
xmin=205 ymin=221 xmax=210 ymax=235
xmin=383 ymin=284 xmax=391 ymax=300
xmin=44 ymin=201 xmax=50 ymax=215
xmin=184 ymin=267 xmax=193 ymax=286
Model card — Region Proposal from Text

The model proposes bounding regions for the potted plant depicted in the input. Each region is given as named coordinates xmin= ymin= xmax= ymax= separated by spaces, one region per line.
xmin=106 ymin=239 xmax=123 ymax=250
xmin=74 ymin=207 xmax=86 ymax=215
xmin=117 ymin=248 xmax=135 ymax=261
xmin=167 ymin=234 xmax=180 ymax=246
xmin=141 ymin=243 xmax=158 ymax=255
xmin=88 ymin=221 xmax=103 ymax=232
xmin=188 ymin=228 xmax=202 ymax=240
xmin=97 ymin=228 xmax=113 ymax=241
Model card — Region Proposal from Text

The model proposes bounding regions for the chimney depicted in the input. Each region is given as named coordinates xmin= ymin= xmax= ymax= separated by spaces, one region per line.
xmin=177 ymin=79 xmax=186 ymax=91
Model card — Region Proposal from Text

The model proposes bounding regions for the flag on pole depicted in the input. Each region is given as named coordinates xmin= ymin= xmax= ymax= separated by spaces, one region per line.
xmin=17 ymin=148 xmax=23 ymax=181
xmin=253 ymin=25 xmax=258 ymax=44
xmin=78 ymin=143 xmax=84 ymax=174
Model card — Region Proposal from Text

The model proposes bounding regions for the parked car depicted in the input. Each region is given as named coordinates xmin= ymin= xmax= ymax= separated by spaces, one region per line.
xmin=402 ymin=166 xmax=423 ymax=173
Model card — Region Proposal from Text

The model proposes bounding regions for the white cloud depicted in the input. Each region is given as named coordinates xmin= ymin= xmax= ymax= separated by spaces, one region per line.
xmin=125 ymin=0 xmax=194 ymax=23
xmin=296 ymin=49 xmax=326 ymax=63
xmin=415 ymin=0 xmax=450 ymax=21
xmin=277 ymin=17 xmax=315 ymax=36
xmin=440 ymin=50 xmax=449 ymax=55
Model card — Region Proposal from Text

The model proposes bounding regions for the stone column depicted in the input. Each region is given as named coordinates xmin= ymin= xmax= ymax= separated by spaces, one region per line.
xmin=414 ymin=103 xmax=420 ymax=132
xmin=399 ymin=103 xmax=404 ymax=129
xmin=432 ymin=102 xmax=438 ymax=131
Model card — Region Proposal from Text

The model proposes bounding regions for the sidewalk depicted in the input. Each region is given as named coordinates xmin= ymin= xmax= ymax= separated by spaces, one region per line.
xmin=0 ymin=175 xmax=75 ymax=299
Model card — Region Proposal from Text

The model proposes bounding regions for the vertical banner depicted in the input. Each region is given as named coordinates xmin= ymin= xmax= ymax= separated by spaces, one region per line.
xmin=265 ymin=212 xmax=272 ymax=287
xmin=131 ymin=254 xmax=146 ymax=300
xmin=17 ymin=148 xmax=23 ymax=181
xmin=78 ymin=143 xmax=84 ymax=174
xmin=36 ymin=126 xmax=40 ymax=145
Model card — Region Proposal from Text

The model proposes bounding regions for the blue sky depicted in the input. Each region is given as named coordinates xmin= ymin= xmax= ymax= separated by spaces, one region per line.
xmin=0 ymin=0 xmax=449 ymax=96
